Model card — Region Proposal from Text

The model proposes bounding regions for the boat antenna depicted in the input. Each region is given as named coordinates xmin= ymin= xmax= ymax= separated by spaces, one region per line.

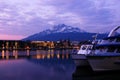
xmin=92 ymin=33 xmax=98 ymax=41
xmin=92 ymin=33 xmax=98 ymax=44
xmin=108 ymin=26 xmax=120 ymax=37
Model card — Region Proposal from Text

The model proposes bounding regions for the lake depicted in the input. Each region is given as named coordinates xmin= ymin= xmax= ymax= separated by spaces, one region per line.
xmin=0 ymin=49 xmax=76 ymax=80
xmin=0 ymin=49 xmax=120 ymax=80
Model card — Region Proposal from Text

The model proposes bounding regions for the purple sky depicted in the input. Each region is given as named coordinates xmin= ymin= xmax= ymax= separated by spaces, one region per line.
xmin=0 ymin=0 xmax=120 ymax=40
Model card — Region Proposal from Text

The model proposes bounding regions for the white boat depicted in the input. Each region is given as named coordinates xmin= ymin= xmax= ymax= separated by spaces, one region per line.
xmin=71 ymin=33 xmax=99 ymax=66
xmin=71 ymin=44 xmax=94 ymax=66
xmin=87 ymin=26 xmax=120 ymax=71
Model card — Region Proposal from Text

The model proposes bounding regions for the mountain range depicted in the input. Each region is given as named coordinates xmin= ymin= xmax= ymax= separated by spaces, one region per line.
xmin=22 ymin=24 xmax=107 ymax=41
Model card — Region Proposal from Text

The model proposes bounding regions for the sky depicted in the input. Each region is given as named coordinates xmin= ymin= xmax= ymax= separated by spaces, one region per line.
xmin=0 ymin=0 xmax=120 ymax=40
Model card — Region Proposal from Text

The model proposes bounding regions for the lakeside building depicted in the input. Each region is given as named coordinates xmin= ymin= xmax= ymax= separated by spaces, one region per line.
xmin=0 ymin=40 xmax=31 ymax=50
xmin=0 ymin=40 xmax=91 ymax=50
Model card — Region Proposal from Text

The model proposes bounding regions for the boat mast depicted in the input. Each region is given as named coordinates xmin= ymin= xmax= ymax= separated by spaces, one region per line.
xmin=108 ymin=26 xmax=120 ymax=37
xmin=92 ymin=33 xmax=98 ymax=44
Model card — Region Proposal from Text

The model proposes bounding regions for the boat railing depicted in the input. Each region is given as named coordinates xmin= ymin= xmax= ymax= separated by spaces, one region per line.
xmin=99 ymin=40 xmax=120 ymax=44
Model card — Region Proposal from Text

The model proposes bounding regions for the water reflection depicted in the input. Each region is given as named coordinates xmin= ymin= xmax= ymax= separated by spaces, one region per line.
xmin=1 ymin=49 xmax=120 ymax=80
xmin=2 ymin=50 xmax=5 ymax=59
xmin=32 ymin=52 xmax=69 ymax=60
xmin=0 ymin=49 xmax=71 ymax=60
xmin=6 ymin=50 xmax=9 ymax=59
xmin=13 ymin=50 xmax=18 ymax=59
xmin=73 ymin=66 xmax=120 ymax=80
xmin=26 ymin=50 xmax=30 ymax=56
xmin=31 ymin=50 xmax=70 ymax=60
xmin=0 ymin=49 xmax=75 ymax=80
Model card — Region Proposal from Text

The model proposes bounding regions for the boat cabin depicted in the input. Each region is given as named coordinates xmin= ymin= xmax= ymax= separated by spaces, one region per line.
xmin=94 ymin=35 xmax=120 ymax=54
xmin=77 ymin=44 xmax=93 ymax=55
xmin=100 ymin=35 xmax=120 ymax=44
xmin=95 ymin=44 xmax=120 ymax=54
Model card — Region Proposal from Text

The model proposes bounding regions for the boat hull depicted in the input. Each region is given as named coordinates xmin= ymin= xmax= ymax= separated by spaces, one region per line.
xmin=87 ymin=54 xmax=120 ymax=71
xmin=71 ymin=54 xmax=89 ymax=66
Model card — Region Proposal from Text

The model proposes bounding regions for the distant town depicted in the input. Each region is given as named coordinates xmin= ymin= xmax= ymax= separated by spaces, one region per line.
xmin=0 ymin=40 xmax=91 ymax=50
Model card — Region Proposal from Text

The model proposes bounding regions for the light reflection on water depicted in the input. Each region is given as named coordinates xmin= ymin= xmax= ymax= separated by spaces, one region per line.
xmin=0 ymin=49 xmax=71 ymax=60
xmin=0 ymin=49 xmax=75 ymax=80
xmin=1 ymin=49 xmax=120 ymax=80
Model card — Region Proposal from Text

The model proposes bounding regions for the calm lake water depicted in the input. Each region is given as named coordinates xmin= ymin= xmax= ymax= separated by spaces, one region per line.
xmin=1 ymin=49 xmax=120 ymax=80
xmin=0 ymin=49 xmax=76 ymax=80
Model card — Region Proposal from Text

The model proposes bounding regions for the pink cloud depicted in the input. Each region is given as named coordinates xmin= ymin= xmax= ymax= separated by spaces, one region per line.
xmin=0 ymin=34 xmax=25 ymax=40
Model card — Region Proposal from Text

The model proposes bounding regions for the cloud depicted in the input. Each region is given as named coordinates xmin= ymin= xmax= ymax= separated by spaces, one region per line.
xmin=0 ymin=34 xmax=25 ymax=40
xmin=0 ymin=0 xmax=120 ymax=40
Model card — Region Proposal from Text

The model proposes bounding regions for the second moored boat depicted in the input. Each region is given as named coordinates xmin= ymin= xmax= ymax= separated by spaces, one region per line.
xmin=87 ymin=26 xmax=120 ymax=71
xmin=72 ymin=26 xmax=120 ymax=72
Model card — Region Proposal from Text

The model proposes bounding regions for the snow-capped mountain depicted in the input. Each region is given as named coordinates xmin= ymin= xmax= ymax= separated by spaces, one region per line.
xmin=51 ymin=24 xmax=85 ymax=33
xmin=22 ymin=24 xmax=107 ymax=41
xmin=39 ymin=24 xmax=86 ymax=35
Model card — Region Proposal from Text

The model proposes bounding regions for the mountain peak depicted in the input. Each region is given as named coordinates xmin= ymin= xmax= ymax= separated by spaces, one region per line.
xmin=40 ymin=24 xmax=86 ymax=35
xmin=22 ymin=24 xmax=89 ymax=41
xmin=52 ymin=24 xmax=66 ymax=32
xmin=51 ymin=24 xmax=86 ymax=33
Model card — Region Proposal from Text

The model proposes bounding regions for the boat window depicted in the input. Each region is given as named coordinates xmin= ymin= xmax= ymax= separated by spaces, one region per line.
xmin=109 ymin=39 xmax=115 ymax=42
xmin=116 ymin=38 xmax=120 ymax=42
xmin=107 ymin=47 xmax=116 ymax=52
xmin=88 ymin=46 xmax=92 ymax=50
xmin=100 ymin=48 xmax=106 ymax=52
xmin=101 ymin=40 xmax=107 ymax=44
xmin=95 ymin=47 xmax=105 ymax=52
xmin=81 ymin=46 xmax=87 ymax=50
xmin=116 ymin=48 xmax=120 ymax=53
